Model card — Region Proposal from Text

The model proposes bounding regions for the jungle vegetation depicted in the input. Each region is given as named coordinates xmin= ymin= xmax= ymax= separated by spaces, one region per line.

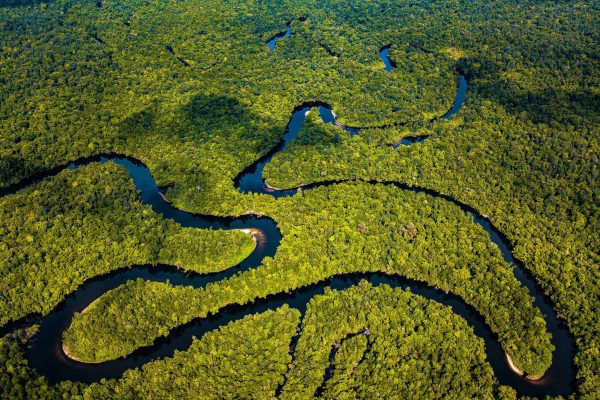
xmin=0 ymin=0 xmax=598 ymax=398
xmin=2 ymin=307 xmax=299 ymax=399
xmin=0 ymin=162 xmax=254 ymax=326
xmin=62 ymin=181 xmax=552 ymax=378
xmin=279 ymin=282 xmax=505 ymax=399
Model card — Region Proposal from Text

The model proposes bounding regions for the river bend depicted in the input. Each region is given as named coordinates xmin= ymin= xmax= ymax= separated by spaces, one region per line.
xmin=0 ymin=69 xmax=575 ymax=397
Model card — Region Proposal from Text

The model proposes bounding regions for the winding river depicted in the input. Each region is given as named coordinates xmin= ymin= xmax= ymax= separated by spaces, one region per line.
xmin=1 ymin=60 xmax=575 ymax=396
xmin=267 ymin=23 xmax=291 ymax=51
xmin=379 ymin=45 xmax=395 ymax=72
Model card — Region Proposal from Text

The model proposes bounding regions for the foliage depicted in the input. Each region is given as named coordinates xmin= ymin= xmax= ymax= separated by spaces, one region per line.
xmin=0 ymin=163 xmax=254 ymax=326
xmin=1 ymin=306 xmax=298 ymax=399
xmin=321 ymin=333 xmax=368 ymax=400
xmin=280 ymin=282 xmax=501 ymax=399
xmin=64 ymin=183 xmax=552 ymax=376
xmin=63 ymin=279 xmax=199 ymax=362
xmin=0 ymin=0 xmax=598 ymax=397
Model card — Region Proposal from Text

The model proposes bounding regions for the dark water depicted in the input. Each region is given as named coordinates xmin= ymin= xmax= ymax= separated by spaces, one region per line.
xmin=267 ymin=24 xmax=291 ymax=51
xmin=24 ymin=268 xmax=559 ymax=391
xmin=392 ymin=134 xmax=428 ymax=149
xmin=441 ymin=75 xmax=468 ymax=120
xmin=379 ymin=45 xmax=395 ymax=72
xmin=235 ymin=74 xmax=466 ymax=195
xmin=1 ymin=62 xmax=575 ymax=397
xmin=390 ymin=74 xmax=468 ymax=149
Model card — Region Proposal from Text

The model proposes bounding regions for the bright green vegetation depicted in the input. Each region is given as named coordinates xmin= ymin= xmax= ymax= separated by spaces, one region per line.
xmin=63 ymin=183 xmax=551 ymax=375
xmin=2 ymin=285 xmax=512 ymax=399
xmin=2 ymin=306 xmax=299 ymax=399
xmin=262 ymin=43 xmax=600 ymax=393
xmin=159 ymin=226 xmax=254 ymax=273
xmin=0 ymin=0 xmax=598 ymax=398
xmin=280 ymin=282 xmax=503 ymax=399
xmin=0 ymin=0 xmax=458 ymax=200
xmin=63 ymin=279 xmax=198 ymax=362
xmin=0 ymin=162 xmax=254 ymax=326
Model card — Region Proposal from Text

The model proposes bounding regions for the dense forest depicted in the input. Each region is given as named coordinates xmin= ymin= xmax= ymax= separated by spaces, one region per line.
xmin=62 ymin=182 xmax=553 ymax=378
xmin=0 ymin=163 xmax=254 ymax=326
xmin=0 ymin=0 xmax=598 ymax=398
xmin=279 ymin=283 xmax=502 ymax=399
xmin=2 ymin=306 xmax=300 ymax=399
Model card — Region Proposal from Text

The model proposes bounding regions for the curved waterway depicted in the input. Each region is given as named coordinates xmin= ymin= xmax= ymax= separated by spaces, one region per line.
xmin=267 ymin=23 xmax=291 ymax=51
xmin=379 ymin=45 xmax=395 ymax=72
xmin=1 ymin=71 xmax=575 ymax=397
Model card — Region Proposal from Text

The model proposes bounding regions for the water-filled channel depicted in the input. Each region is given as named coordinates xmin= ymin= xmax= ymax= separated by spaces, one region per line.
xmin=0 ymin=63 xmax=574 ymax=396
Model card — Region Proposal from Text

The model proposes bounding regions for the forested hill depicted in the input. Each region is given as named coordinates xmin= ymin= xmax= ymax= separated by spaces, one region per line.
xmin=0 ymin=0 xmax=598 ymax=399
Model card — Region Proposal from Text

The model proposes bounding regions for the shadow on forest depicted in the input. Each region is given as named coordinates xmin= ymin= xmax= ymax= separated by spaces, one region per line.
xmin=296 ymin=115 xmax=345 ymax=147
xmin=117 ymin=93 xmax=287 ymax=158
xmin=180 ymin=95 xmax=249 ymax=133
xmin=118 ymin=106 xmax=159 ymax=141
xmin=458 ymin=57 xmax=599 ymax=126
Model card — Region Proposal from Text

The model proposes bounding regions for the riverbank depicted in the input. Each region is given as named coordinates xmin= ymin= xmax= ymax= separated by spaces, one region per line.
xmin=506 ymin=354 xmax=544 ymax=382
